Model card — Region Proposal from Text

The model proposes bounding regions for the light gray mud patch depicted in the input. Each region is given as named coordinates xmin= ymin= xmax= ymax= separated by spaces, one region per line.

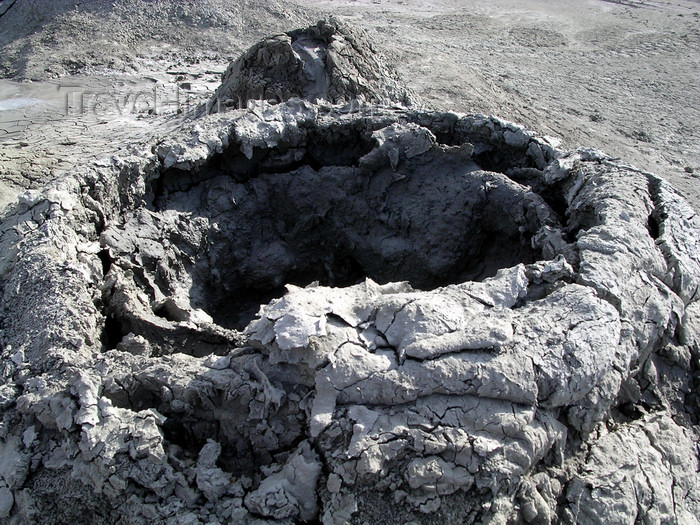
xmin=0 ymin=101 xmax=699 ymax=524
xmin=0 ymin=98 xmax=39 ymax=111
xmin=291 ymin=37 xmax=331 ymax=103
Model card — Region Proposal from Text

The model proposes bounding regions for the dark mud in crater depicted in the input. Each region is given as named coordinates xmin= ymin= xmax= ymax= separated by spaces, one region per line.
xmin=106 ymin=114 xmax=563 ymax=332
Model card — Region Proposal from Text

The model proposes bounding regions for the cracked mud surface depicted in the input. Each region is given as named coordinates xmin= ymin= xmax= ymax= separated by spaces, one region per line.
xmin=1 ymin=95 xmax=699 ymax=523
xmin=1 ymin=3 xmax=700 ymax=525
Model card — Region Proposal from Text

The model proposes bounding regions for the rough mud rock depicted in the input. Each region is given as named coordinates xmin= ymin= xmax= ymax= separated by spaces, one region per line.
xmin=1 ymin=98 xmax=699 ymax=524
xmin=210 ymin=18 xmax=420 ymax=111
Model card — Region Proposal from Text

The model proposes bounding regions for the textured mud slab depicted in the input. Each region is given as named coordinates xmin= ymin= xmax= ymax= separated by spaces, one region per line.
xmin=1 ymin=98 xmax=699 ymax=523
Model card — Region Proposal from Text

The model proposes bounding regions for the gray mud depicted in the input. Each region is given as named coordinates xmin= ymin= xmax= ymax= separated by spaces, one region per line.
xmin=0 ymin=4 xmax=699 ymax=525
xmin=0 ymin=99 xmax=699 ymax=524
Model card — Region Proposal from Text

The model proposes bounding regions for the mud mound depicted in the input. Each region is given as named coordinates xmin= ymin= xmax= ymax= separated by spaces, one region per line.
xmin=1 ymin=96 xmax=699 ymax=524
xmin=210 ymin=19 xmax=420 ymax=111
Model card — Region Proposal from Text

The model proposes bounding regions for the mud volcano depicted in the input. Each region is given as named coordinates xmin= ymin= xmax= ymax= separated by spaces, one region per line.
xmin=210 ymin=19 xmax=419 ymax=111
xmin=122 ymin=119 xmax=560 ymax=335
xmin=1 ymin=20 xmax=699 ymax=525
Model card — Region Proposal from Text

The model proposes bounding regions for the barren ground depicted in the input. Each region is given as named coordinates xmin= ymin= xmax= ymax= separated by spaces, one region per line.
xmin=0 ymin=0 xmax=698 ymax=211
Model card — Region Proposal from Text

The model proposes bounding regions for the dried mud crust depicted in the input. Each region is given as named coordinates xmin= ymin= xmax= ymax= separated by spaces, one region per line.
xmin=0 ymin=0 xmax=315 ymax=81
xmin=0 ymin=101 xmax=699 ymax=524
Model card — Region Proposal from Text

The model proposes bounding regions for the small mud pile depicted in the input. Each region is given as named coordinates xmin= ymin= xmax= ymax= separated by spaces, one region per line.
xmin=210 ymin=18 xmax=420 ymax=111
xmin=1 ymin=21 xmax=699 ymax=525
